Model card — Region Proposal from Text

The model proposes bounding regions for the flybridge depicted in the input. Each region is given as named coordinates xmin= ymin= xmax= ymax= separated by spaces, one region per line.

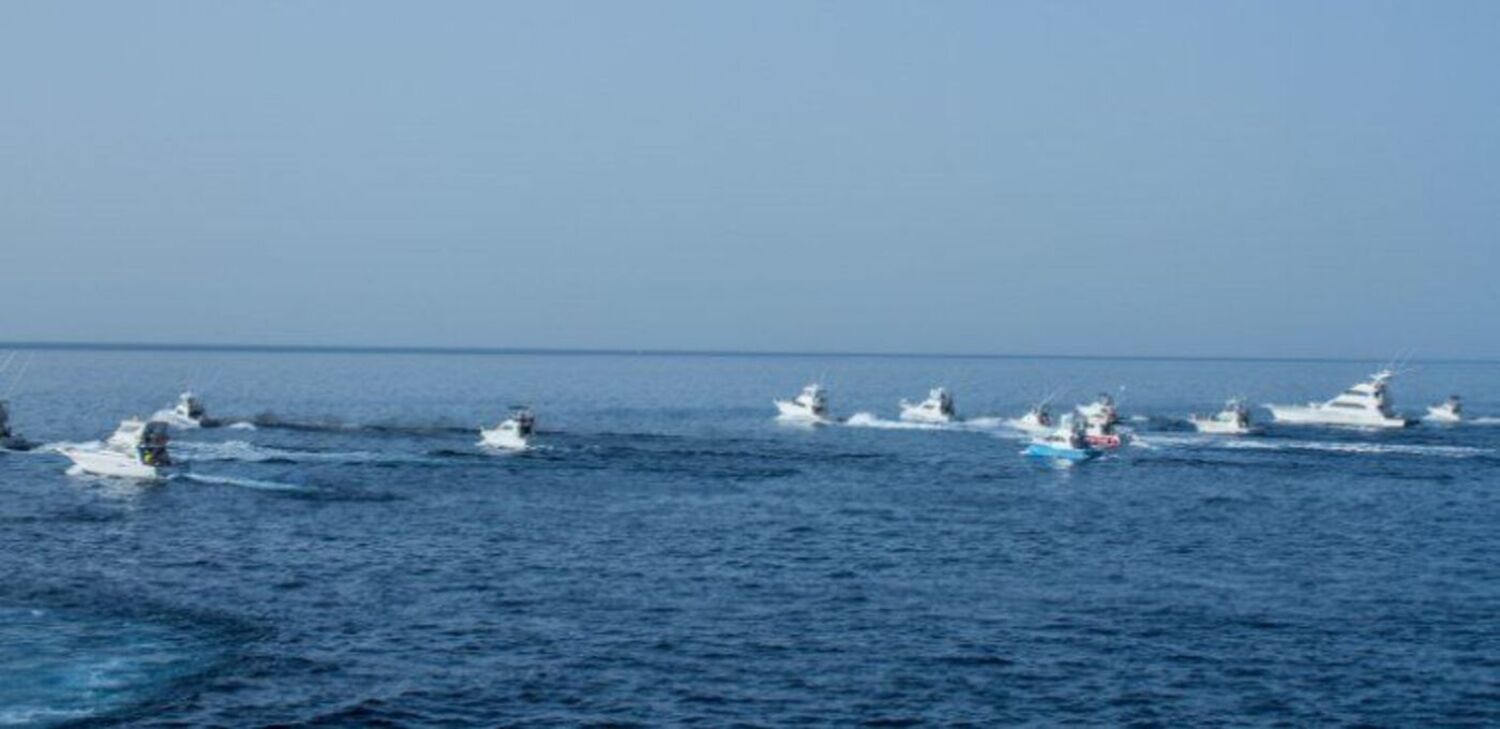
xmin=1266 ymin=370 xmax=1414 ymax=428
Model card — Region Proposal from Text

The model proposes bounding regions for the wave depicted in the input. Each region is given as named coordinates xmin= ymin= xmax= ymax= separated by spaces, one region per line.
xmin=843 ymin=412 xmax=1016 ymax=435
xmin=246 ymin=414 xmax=472 ymax=437
xmin=843 ymin=412 xmax=949 ymax=431
xmin=1218 ymin=439 xmax=1489 ymax=459
xmin=171 ymin=440 xmax=460 ymax=467
xmin=172 ymin=440 xmax=389 ymax=465
xmin=1136 ymin=433 xmax=1489 ymax=459
xmin=176 ymin=473 xmax=308 ymax=492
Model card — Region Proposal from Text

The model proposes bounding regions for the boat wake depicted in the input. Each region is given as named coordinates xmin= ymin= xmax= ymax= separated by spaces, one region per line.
xmin=1219 ymin=439 xmax=1489 ymax=459
xmin=843 ymin=412 xmax=1012 ymax=434
xmin=1136 ymin=433 xmax=1489 ymax=459
xmin=245 ymin=414 xmax=470 ymax=437
xmin=171 ymin=440 xmax=444 ymax=466
xmin=175 ymin=473 xmax=308 ymax=492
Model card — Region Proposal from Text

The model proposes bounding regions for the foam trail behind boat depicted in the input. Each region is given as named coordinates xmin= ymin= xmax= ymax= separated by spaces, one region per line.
xmin=844 ymin=412 xmax=1012 ymax=433
xmin=176 ymin=473 xmax=307 ymax=492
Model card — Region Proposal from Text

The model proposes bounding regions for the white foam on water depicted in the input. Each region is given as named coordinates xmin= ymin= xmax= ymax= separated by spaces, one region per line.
xmin=173 ymin=440 xmax=451 ymax=466
xmin=1469 ymin=416 xmax=1500 ymax=426
xmin=173 ymin=440 xmax=380 ymax=464
xmin=1218 ymin=438 xmax=1487 ymax=459
xmin=1131 ymin=434 xmax=1218 ymax=450
xmin=226 ymin=421 xmax=257 ymax=431
xmin=844 ymin=412 xmax=1014 ymax=434
xmin=843 ymin=412 xmax=947 ymax=431
xmin=177 ymin=473 xmax=307 ymax=492
xmin=0 ymin=706 xmax=96 ymax=726
xmin=476 ymin=440 xmax=531 ymax=454
xmin=149 ymin=409 xmax=201 ymax=430
xmin=1136 ymin=433 xmax=1488 ymax=459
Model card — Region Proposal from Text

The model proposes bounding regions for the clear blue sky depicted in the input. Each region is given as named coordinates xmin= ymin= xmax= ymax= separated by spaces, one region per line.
xmin=3 ymin=1 xmax=1497 ymax=358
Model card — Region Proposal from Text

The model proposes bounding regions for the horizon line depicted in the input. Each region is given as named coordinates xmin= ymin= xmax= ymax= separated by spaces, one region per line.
xmin=1 ymin=340 xmax=1496 ymax=366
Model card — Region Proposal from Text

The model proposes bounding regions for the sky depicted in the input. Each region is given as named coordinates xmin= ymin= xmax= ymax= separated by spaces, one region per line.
xmin=2 ymin=1 xmax=1497 ymax=359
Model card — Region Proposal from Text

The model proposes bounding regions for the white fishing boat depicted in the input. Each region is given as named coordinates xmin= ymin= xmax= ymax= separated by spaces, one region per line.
xmin=1076 ymin=394 xmax=1128 ymax=448
xmin=774 ymin=384 xmax=832 ymax=424
xmin=1189 ymin=398 xmax=1257 ymax=435
xmin=1425 ymin=395 xmax=1463 ymax=424
xmin=1023 ymin=416 xmax=1100 ymax=463
xmin=1008 ymin=404 xmax=1055 ymax=435
xmin=1076 ymin=394 xmax=1120 ymax=430
xmin=899 ymin=387 xmax=956 ymax=424
xmin=1266 ymin=370 xmax=1413 ymax=428
xmin=480 ymin=407 xmax=535 ymax=450
xmin=60 ymin=418 xmax=173 ymax=480
xmin=174 ymin=391 xmax=206 ymax=424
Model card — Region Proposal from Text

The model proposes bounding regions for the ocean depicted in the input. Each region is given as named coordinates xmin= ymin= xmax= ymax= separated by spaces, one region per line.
xmin=1 ymin=349 xmax=1497 ymax=725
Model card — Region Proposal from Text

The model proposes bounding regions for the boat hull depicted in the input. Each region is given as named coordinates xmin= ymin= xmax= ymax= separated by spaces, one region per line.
xmin=1267 ymin=404 xmax=1411 ymax=428
xmin=774 ymin=400 xmax=831 ymax=424
xmin=1007 ymin=416 xmax=1052 ymax=436
xmin=1425 ymin=407 xmax=1462 ymax=424
xmin=1023 ymin=443 xmax=1099 ymax=462
xmin=898 ymin=405 xmax=955 ymax=424
xmin=1 ymin=436 xmax=33 ymax=452
xmin=479 ymin=429 xmax=529 ymax=450
xmin=62 ymin=448 xmax=168 ymax=480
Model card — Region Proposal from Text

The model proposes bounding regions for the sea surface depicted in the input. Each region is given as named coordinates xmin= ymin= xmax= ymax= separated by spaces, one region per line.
xmin=1 ymin=350 xmax=1497 ymax=726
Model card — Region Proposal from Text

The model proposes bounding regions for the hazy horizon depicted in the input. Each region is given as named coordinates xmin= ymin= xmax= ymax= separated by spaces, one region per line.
xmin=4 ymin=2 xmax=1498 ymax=359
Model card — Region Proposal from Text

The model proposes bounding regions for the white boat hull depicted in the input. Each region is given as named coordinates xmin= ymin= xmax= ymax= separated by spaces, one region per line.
xmin=774 ymin=400 xmax=831 ymax=424
xmin=1266 ymin=404 xmax=1410 ymax=429
xmin=479 ymin=428 xmax=529 ymax=450
xmin=898 ymin=405 xmax=955 ymax=424
xmin=1189 ymin=417 xmax=1255 ymax=435
xmin=62 ymin=448 xmax=167 ymax=480
xmin=1007 ymin=415 xmax=1053 ymax=436
xmin=1425 ymin=407 xmax=1462 ymax=424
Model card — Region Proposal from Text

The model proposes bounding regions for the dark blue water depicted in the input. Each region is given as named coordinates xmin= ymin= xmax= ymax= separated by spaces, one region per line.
xmin=2 ymin=351 xmax=1498 ymax=725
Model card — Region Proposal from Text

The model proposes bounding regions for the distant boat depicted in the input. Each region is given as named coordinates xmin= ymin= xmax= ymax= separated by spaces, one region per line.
xmin=774 ymin=384 xmax=832 ymax=424
xmin=1425 ymin=395 xmax=1463 ymax=424
xmin=1076 ymin=394 xmax=1127 ymax=449
xmin=899 ymin=387 xmax=956 ymax=424
xmin=1076 ymin=393 xmax=1120 ymax=431
xmin=480 ymin=407 xmax=535 ymax=450
xmin=61 ymin=418 xmax=174 ymax=480
xmin=1024 ymin=417 xmax=1101 ymax=463
xmin=175 ymin=391 xmax=206 ymax=423
xmin=1189 ymin=398 xmax=1257 ymax=435
xmin=1267 ymin=370 xmax=1413 ymax=428
xmin=1008 ymin=402 xmax=1055 ymax=436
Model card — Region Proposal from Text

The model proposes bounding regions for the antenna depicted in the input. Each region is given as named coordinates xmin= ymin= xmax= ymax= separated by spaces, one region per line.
xmin=2 ymin=352 xmax=34 ymax=399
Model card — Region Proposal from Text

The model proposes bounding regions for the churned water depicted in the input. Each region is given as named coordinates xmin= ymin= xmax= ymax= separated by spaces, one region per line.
xmin=1 ymin=350 xmax=1497 ymax=725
